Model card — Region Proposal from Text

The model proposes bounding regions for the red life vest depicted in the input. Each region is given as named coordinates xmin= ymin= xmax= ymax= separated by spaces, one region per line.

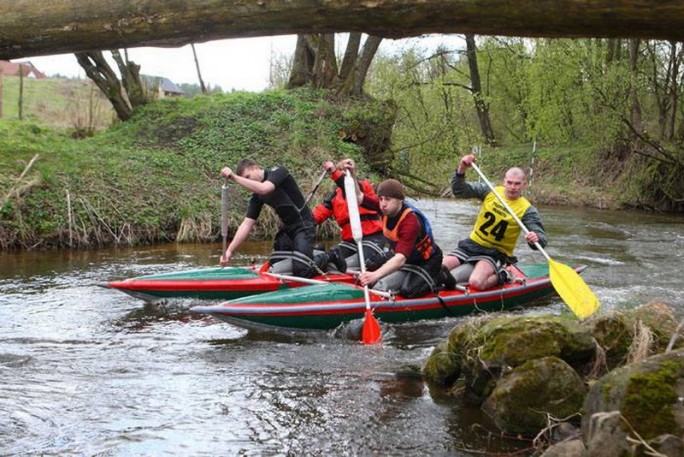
xmin=331 ymin=179 xmax=382 ymax=241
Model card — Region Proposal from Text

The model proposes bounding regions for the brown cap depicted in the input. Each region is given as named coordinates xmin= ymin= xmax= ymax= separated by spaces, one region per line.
xmin=377 ymin=179 xmax=405 ymax=200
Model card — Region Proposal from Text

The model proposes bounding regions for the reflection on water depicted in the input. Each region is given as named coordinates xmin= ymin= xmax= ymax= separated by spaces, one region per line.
xmin=0 ymin=200 xmax=682 ymax=456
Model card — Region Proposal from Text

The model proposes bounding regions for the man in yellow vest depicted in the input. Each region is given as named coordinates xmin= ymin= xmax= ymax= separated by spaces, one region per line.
xmin=443 ymin=153 xmax=547 ymax=290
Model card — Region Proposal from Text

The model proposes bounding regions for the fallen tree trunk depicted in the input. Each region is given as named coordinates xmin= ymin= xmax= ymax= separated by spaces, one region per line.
xmin=2 ymin=0 xmax=684 ymax=60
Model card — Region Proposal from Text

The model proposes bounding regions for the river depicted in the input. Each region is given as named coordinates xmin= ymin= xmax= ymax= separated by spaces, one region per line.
xmin=1 ymin=199 xmax=682 ymax=456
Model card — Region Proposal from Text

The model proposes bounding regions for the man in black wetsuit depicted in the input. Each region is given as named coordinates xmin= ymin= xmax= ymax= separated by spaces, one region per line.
xmin=220 ymin=159 xmax=317 ymax=278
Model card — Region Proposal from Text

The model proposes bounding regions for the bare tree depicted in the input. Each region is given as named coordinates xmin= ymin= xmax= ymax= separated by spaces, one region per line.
xmin=191 ymin=44 xmax=207 ymax=95
xmin=287 ymin=33 xmax=382 ymax=97
xmin=75 ymin=50 xmax=149 ymax=121
xmin=465 ymin=34 xmax=496 ymax=145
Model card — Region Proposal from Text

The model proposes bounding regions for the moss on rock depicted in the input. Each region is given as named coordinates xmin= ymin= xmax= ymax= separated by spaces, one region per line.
xmin=482 ymin=356 xmax=586 ymax=435
xmin=582 ymin=349 xmax=684 ymax=443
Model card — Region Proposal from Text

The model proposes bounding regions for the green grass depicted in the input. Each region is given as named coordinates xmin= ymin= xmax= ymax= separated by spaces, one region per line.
xmin=1 ymin=75 xmax=115 ymax=130
xmin=0 ymin=89 xmax=389 ymax=249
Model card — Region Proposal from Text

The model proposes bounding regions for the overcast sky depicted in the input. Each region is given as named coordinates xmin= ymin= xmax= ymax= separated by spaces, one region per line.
xmin=17 ymin=34 xmax=462 ymax=92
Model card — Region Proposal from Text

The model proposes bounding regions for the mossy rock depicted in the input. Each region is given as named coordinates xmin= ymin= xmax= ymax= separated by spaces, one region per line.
xmin=582 ymin=348 xmax=684 ymax=443
xmin=461 ymin=315 xmax=595 ymax=399
xmin=590 ymin=302 xmax=682 ymax=371
xmin=423 ymin=340 xmax=461 ymax=386
xmin=482 ymin=356 xmax=586 ymax=435
xmin=422 ymin=315 xmax=493 ymax=387
xmin=589 ymin=312 xmax=633 ymax=370
xmin=630 ymin=301 xmax=681 ymax=353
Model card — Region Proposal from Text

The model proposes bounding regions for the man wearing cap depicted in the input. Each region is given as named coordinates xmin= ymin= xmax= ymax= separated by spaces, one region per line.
xmin=343 ymin=161 xmax=445 ymax=297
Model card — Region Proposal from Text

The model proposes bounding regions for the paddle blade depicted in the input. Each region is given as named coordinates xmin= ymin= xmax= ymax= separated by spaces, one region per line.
xmin=549 ymin=259 xmax=600 ymax=319
xmin=361 ymin=308 xmax=382 ymax=344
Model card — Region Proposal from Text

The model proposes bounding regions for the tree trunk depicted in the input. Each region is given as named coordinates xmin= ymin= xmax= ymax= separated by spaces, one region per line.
xmin=112 ymin=49 xmax=148 ymax=107
xmin=338 ymin=33 xmax=362 ymax=82
xmin=628 ymin=38 xmax=643 ymax=136
xmin=347 ymin=35 xmax=383 ymax=97
xmin=307 ymin=34 xmax=338 ymax=89
xmin=75 ymin=51 xmax=133 ymax=121
xmin=465 ymin=34 xmax=496 ymax=145
xmin=3 ymin=0 xmax=684 ymax=60
xmin=191 ymin=44 xmax=207 ymax=94
xmin=0 ymin=65 xmax=3 ymax=119
xmin=288 ymin=33 xmax=382 ymax=97
xmin=665 ymin=41 xmax=683 ymax=142
xmin=287 ymin=35 xmax=314 ymax=89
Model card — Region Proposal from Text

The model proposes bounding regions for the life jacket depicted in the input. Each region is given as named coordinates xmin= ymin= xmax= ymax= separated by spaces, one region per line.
xmin=383 ymin=202 xmax=435 ymax=263
xmin=469 ymin=185 xmax=531 ymax=257
xmin=330 ymin=179 xmax=382 ymax=241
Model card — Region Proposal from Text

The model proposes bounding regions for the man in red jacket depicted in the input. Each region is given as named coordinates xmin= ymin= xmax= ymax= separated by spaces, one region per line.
xmin=311 ymin=160 xmax=389 ymax=273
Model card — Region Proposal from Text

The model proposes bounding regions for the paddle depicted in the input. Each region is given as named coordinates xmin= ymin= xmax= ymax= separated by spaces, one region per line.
xmin=304 ymin=170 xmax=328 ymax=205
xmin=344 ymin=170 xmax=382 ymax=344
xmin=220 ymin=178 xmax=229 ymax=257
xmin=265 ymin=272 xmax=393 ymax=299
xmin=470 ymin=162 xmax=600 ymax=319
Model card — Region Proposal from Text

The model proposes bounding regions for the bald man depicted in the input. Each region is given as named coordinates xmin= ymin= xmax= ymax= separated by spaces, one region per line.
xmin=443 ymin=154 xmax=547 ymax=290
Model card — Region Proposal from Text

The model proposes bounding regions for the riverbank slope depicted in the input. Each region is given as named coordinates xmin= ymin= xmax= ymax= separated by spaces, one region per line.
xmin=0 ymin=90 xmax=678 ymax=250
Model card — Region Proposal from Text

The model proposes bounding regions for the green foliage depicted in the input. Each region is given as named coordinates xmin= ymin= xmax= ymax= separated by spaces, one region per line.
xmin=368 ymin=46 xmax=478 ymax=183
xmin=0 ymin=90 xmax=391 ymax=248
xmin=1 ymin=75 xmax=115 ymax=130
xmin=366 ymin=37 xmax=683 ymax=210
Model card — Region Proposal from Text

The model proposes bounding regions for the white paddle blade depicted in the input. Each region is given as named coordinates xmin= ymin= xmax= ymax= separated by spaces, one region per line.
xmin=344 ymin=172 xmax=363 ymax=243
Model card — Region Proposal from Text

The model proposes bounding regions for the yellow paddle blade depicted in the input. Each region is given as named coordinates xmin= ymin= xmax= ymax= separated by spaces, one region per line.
xmin=548 ymin=259 xmax=600 ymax=319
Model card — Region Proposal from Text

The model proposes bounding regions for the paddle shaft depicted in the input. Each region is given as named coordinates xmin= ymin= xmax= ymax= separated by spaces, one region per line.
xmin=344 ymin=171 xmax=373 ymax=308
xmin=470 ymin=163 xmax=551 ymax=262
xmin=265 ymin=272 xmax=392 ymax=299
xmin=304 ymin=170 xmax=328 ymax=206
xmin=221 ymin=179 xmax=229 ymax=254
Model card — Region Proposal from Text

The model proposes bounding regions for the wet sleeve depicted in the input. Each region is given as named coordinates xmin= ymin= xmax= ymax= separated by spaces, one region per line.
xmin=245 ymin=194 xmax=263 ymax=220
xmin=312 ymin=192 xmax=334 ymax=224
xmin=361 ymin=192 xmax=380 ymax=212
xmin=450 ymin=173 xmax=489 ymax=200
xmin=522 ymin=206 xmax=547 ymax=249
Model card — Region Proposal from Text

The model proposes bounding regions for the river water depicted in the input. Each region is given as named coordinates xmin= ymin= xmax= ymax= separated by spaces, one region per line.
xmin=1 ymin=199 xmax=682 ymax=456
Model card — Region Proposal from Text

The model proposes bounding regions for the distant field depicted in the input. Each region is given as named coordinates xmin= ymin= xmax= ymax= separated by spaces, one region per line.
xmin=1 ymin=75 xmax=116 ymax=130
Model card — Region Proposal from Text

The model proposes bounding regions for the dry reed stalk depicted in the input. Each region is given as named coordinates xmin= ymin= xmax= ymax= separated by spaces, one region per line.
xmin=666 ymin=318 xmax=684 ymax=352
xmin=66 ymin=189 xmax=73 ymax=247
xmin=79 ymin=197 xmax=118 ymax=244
xmin=627 ymin=320 xmax=654 ymax=364
xmin=177 ymin=214 xmax=214 ymax=243
xmin=1 ymin=152 xmax=40 ymax=209
xmin=587 ymin=340 xmax=608 ymax=380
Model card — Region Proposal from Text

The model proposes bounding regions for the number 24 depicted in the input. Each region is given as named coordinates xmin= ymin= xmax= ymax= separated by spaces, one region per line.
xmin=478 ymin=212 xmax=508 ymax=241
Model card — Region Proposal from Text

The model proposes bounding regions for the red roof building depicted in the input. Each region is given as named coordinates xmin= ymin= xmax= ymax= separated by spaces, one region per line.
xmin=0 ymin=60 xmax=47 ymax=78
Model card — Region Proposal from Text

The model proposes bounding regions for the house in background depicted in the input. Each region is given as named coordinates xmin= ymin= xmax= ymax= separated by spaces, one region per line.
xmin=0 ymin=60 xmax=47 ymax=78
xmin=141 ymin=75 xmax=185 ymax=98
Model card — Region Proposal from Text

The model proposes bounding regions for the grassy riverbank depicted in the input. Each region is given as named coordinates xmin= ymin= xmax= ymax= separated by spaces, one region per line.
xmin=0 ymin=90 xmax=395 ymax=249
xmin=0 ymin=89 xmax=667 ymax=250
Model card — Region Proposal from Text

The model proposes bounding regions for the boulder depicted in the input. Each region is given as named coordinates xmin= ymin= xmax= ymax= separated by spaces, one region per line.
xmin=482 ymin=356 xmax=586 ymax=435
xmin=588 ymin=301 xmax=682 ymax=371
xmin=582 ymin=348 xmax=684 ymax=454
xmin=460 ymin=315 xmax=595 ymax=400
